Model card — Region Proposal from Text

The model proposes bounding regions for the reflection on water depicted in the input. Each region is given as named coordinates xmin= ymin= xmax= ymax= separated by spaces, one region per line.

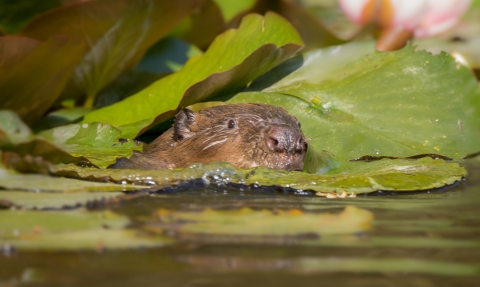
xmin=1 ymin=163 xmax=480 ymax=287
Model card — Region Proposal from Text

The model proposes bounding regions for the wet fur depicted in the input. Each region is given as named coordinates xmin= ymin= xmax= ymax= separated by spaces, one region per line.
xmin=113 ymin=103 xmax=306 ymax=170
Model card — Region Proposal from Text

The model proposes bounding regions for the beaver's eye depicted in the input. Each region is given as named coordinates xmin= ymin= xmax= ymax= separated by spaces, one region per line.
xmin=228 ymin=119 xmax=236 ymax=129
xmin=298 ymin=122 xmax=301 ymax=128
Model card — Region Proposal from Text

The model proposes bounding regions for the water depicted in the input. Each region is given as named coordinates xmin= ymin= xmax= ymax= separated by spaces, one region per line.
xmin=1 ymin=162 xmax=480 ymax=287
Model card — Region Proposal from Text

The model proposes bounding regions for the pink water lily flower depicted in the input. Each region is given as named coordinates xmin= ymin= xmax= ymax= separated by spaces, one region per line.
xmin=339 ymin=0 xmax=472 ymax=50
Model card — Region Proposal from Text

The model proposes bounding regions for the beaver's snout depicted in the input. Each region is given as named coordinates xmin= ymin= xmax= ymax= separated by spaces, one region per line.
xmin=267 ymin=125 xmax=307 ymax=154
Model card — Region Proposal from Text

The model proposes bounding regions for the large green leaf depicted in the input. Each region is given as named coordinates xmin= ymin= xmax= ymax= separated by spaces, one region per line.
xmin=20 ymin=0 xmax=200 ymax=107
xmin=0 ymin=36 xmax=85 ymax=123
xmin=48 ymin=157 xmax=465 ymax=195
xmin=82 ymin=13 xmax=304 ymax=138
xmin=1 ymin=111 xmax=141 ymax=168
xmin=227 ymin=42 xmax=480 ymax=159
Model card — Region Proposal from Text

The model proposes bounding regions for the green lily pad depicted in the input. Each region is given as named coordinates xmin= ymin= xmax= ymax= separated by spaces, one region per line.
xmin=48 ymin=157 xmax=465 ymax=194
xmin=0 ymin=190 xmax=125 ymax=209
xmin=0 ymin=172 xmax=146 ymax=193
xmin=0 ymin=210 xmax=168 ymax=250
xmin=145 ymin=205 xmax=373 ymax=236
xmin=1 ymin=109 xmax=142 ymax=168
xmin=20 ymin=0 xmax=200 ymax=107
xmin=82 ymin=12 xmax=304 ymax=138
xmin=0 ymin=110 xmax=33 ymax=147
xmin=295 ymin=258 xmax=479 ymax=276
xmin=37 ymin=123 xmax=143 ymax=168
xmin=227 ymin=42 xmax=480 ymax=159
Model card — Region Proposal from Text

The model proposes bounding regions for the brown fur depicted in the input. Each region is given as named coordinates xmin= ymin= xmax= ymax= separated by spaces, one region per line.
xmin=112 ymin=103 xmax=307 ymax=171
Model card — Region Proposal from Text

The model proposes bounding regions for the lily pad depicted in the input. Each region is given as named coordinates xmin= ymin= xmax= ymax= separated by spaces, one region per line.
xmin=37 ymin=123 xmax=143 ymax=168
xmin=82 ymin=13 xmax=304 ymax=138
xmin=0 ymin=190 xmax=125 ymax=209
xmin=0 ymin=172 xmax=147 ymax=193
xmin=1 ymin=109 xmax=142 ymax=168
xmin=227 ymin=42 xmax=480 ymax=159
xmin=144 ymin=205 xmax=373 ymax=237
xmin=48 ymin=157 xmax=465 ymax=194
xmin=0 ymin=110 xmax=33 ymax=147
xmin=0 ymin=210 xmax=167 ymax=250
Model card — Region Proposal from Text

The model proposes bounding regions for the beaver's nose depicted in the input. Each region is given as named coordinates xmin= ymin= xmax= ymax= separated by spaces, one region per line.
xmin=266 ymin=125 xmax=306 ymax=154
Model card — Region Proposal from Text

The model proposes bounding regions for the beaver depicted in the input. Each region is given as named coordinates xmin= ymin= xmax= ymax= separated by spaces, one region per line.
xmin=112 ymin=103 xmax=307 ymax=171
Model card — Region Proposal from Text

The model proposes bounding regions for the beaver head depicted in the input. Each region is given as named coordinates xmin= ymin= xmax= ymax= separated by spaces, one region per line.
xmin=154 ymin=103 xmax=307 ymax=171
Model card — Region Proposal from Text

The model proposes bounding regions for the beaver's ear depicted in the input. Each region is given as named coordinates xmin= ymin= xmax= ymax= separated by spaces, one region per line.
xmin=173 ymin=108 xmax=197 ymax=141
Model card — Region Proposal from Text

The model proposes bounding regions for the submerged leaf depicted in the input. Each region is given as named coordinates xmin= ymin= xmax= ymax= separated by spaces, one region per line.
xmin=82 ymin=13 xmax=304 ymax=138
xmin=0 ymin=210 xmax=166 ymax=250
xmin=146 ymin=206 xmax=373 ymax=236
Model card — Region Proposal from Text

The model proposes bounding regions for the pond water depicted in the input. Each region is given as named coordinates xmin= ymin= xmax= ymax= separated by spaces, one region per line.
xmin=1 ymin=161 xmax=480 ymax=287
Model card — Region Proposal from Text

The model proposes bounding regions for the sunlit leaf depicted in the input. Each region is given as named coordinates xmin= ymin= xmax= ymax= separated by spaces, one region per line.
xmin=0 ymin=36 xmax=85 ymax=123
xmin=37 ymin=123 xmax=143 ymax=168
xmin=1 ymin=111 xmax=142 ymax=168
xmin=82 ymin=12 xmax=304 ymax=138
xmin=20 ymin=0 xmax=201 ymax=107
xmin=227 ymin=42 xmax=480 ymax=159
